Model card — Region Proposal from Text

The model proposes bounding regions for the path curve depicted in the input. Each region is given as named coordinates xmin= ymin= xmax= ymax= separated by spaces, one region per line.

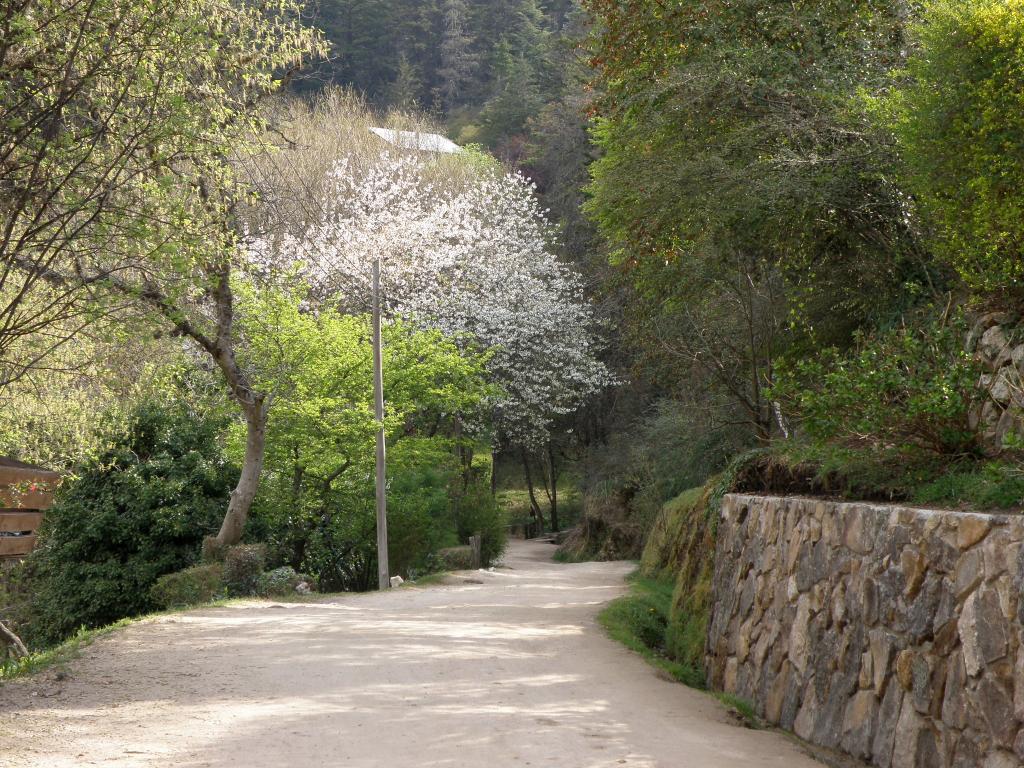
xmin=0 ymin=540 xmax=823 ymax=767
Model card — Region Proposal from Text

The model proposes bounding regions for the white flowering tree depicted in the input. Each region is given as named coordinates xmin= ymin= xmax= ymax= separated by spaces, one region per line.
xmin=254 ymin=149 xmax=611 ymax=527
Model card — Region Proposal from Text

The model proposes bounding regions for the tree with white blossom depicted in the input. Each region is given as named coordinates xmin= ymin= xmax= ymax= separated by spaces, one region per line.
xmin=249 ymin=102 xmax=611 ymax=529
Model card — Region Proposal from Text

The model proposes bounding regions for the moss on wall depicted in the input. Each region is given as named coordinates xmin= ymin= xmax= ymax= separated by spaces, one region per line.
xmin=638 ymin=483 xmax=717 ymax=675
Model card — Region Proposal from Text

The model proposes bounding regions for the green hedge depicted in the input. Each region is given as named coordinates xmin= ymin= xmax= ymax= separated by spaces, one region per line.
xmin=150 ymin=564 xmax=224 ymax=609
xmin=436 ymin=546 xmax=474 ymax=570
xmin=257 ymin=566 xmax=302 ymax=597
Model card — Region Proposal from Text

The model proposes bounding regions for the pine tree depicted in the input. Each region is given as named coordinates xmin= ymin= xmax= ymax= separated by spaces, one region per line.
xmin=436 ymin=0 xmax=478 ymax=110
xmin=476 ymin=40 xmax=542 ymax=159
xmin=313 ymin=0 xmax=395 ymax=96
xmin=389 ymin=0 xmax=441 ymax=103
xmin=386 ymin=52 xmax=422 ymax=109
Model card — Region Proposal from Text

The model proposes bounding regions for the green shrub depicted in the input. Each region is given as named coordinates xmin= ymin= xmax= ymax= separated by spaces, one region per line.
xmin=773 ymin=316 xmax=982 ymax=456
xmin=452 ymin=478 xmax=507 ymax=567
xmin=23 ymin=402 xmax=235 ymax=646
xmin=436 ymin=546 xmax=474 ymax=570
xmin=252 ymin=462 xmax=460 ymax=593
xmin=257 ymin=566 xmax=301 ymax=597
xmin=387 ymin=467 xmax=458 ymax=576
xmin=150 ymin=564 xmax=224 ymax=609
xmin=222 ymin=544 xmax=267 ymax=597
xmin=201 ymin=536 xmax=226 ymax=563
xmin=883 ymin=0 xmax=1024 ymax=295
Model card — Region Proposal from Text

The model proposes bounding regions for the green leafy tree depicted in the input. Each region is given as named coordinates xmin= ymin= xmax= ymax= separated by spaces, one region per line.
xmin=883 ymin=0 xmax=1024 ymax=295
xmin=582 ymin=0 xmax=933 ymax=442
xmin=232 ymin=288 xmax=491 ymax=583
xmin=0 ymin=0 xmax=321 ymax=389
xmin=3 ymin=0 xmax=323 ymax=546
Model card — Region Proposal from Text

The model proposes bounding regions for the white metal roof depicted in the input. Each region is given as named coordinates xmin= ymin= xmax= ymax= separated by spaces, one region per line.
xmin=368 ymin=127 xmax=463 ymax=154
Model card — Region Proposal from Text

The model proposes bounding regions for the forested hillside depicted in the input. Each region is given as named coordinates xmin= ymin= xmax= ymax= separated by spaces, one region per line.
xmin=299 ymin=1 xmax=594 ymax=231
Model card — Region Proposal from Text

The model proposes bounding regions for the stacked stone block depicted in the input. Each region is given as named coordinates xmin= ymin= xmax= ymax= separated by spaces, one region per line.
xmin=707 ymin=494 xmax=1024 ymax=767
xmin=968 ymin=313 xmax=1024 ymax=453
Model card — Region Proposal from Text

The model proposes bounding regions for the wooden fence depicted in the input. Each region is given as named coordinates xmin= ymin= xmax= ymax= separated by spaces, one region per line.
xmin=0 ymin=458 xmax=60 ymax=560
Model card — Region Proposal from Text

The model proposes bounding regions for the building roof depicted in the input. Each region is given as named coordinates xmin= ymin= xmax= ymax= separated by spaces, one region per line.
xmin=368 ymin=127 xmax=463 ymax=155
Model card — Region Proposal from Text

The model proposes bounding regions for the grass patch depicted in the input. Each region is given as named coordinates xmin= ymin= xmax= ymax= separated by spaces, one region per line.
xmin=714 ymin=692 xmax=761 ymax=728
xmin=404 ymin=572 xmax=451 ymax=587
xmin=597 ymin=573 xmax=705 ymax=688
xmin=912 ymin=461 xmax=1024 ymax=510
xmin=0 ymin=619 xmax=135 ymax=682
xmin=749 ymin=443 xmax=1024 ymax=511
xmin=497 ymin=488 xmax=532 ymax=514
xmin=552 ymin=548 xmax=587 ymax=564
xmin=599 ymin=572 xmax=761 ymax=728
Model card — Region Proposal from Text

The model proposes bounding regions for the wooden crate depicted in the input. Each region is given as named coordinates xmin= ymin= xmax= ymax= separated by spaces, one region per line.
xmin=0 ymin=459 xmax=60 ymax=560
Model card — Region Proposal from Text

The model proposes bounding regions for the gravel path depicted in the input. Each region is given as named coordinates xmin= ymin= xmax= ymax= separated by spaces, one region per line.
xmin=0 ymin=539 xmax=824 ymax=767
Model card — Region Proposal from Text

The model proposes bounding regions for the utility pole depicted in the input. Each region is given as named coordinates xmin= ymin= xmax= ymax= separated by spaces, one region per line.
xmin=372 ymin=256 xmax=390 ymax=590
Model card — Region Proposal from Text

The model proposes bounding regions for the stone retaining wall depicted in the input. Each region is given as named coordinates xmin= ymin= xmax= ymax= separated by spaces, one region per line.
xmin=968 ymin=313 xmax=1024 ymax=454
xmin=707 ymin=494 xmax=1024 ymax=768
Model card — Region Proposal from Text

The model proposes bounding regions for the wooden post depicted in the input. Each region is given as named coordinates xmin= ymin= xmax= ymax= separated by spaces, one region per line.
xmin=373 ymin=257 xmax=390 ymax=590
xmin=469 ymin=534 xmax=482 ymax=570
xmin=490 ymin=448 xmax=498 ymax=496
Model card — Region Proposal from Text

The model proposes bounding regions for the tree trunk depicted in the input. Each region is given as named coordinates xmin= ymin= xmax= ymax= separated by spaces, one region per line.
xmin=216 ymin=397 xmax=268 ymax=546
xmin=453 ymin=415 xmax=472 ymax=489
xmin=0 ymin=620 xmax=28 ymax=659
xmin=539 ymin=443 xmax=561 ymax=533
xmin=547 ymin=443 xmax=559 ymax=533
xmin=521 ymin=450 xmax=544 ymax=537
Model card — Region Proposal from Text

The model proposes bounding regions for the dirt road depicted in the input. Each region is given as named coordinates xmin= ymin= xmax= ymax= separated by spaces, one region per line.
xmin=0 ymin=540 xmax=824 ymax=768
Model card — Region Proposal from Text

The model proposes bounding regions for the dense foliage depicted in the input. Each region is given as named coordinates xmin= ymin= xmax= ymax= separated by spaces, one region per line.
xmin=774 ymin=318 xmax=983 ymax=456
xmin=229 ymin=286 xmax=498 ymax=589
xmin=150 ymin=564 xmax=225 ymax=610
xmin=584 ymin=0 xmax=926 ymax=404
xmin=541 ymin=0 xmax=1024 ymax=557
xmin=884 ymin=0 xmax=1024 ymax=295
xmin=300 ymin=0 xmax=573 ymax=152
xmin=23 ymin=404 xmax=236 ymax=644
